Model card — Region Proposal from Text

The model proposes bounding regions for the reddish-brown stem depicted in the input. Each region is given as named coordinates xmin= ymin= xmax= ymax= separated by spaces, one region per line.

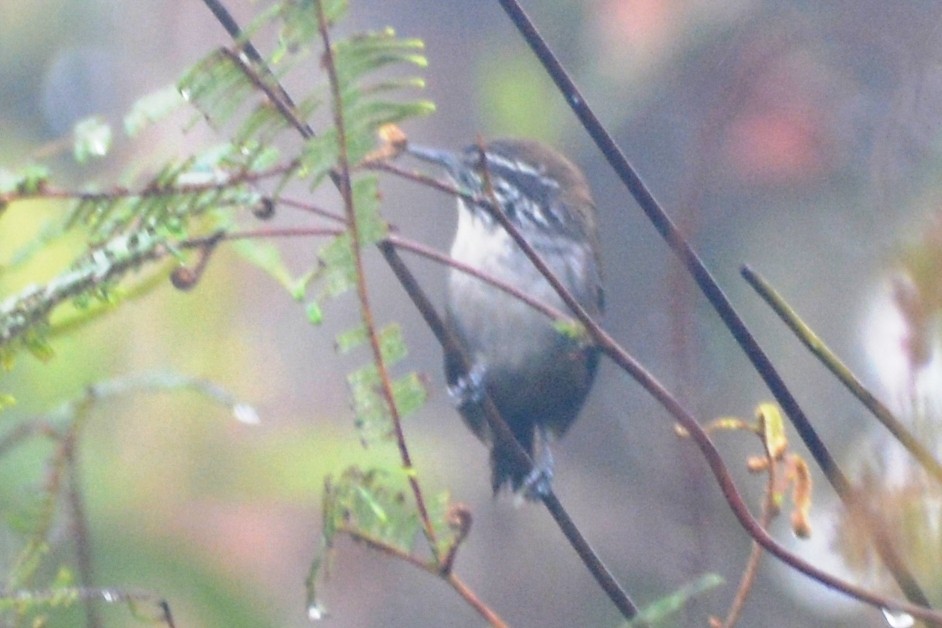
xmin=314 ymin=0 xmax=439 ymax=558
xmin=720 ymin=446 xmax=778 ymax=627
xmin=0 ymin=162 xmax=298 ymax=207
xmin=339 ymin=525 xmax=508 ymax=628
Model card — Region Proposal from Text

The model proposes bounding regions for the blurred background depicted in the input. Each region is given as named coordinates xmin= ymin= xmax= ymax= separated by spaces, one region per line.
xmin=2 ymin=0 xmax=942 ymax=626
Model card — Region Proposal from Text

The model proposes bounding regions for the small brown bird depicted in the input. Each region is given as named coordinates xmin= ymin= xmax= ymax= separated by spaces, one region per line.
xmin=409 ymin=139 xmax=603 ymax=499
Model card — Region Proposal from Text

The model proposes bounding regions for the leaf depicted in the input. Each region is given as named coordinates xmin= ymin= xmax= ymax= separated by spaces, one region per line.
xmin=336 ymin=325 xmax=367 ymax=354
xmin=305 ymin=300 xmax=323 ymax=325
xmin=391 ymin=372 xmax=426 ymax=417
xmin=332 ymin=29 xmax=427 ymax=89
xmin=318 ymin=233 xmax=356 ymax=297
xmin=300 ymin=129 xmax=340 ymax=186
xmin=17 ymin=165 xmax=50 ymax=195
xmin=230 ymin=239 xmax=295 ymax=291
xmin=351 ymin=176 xmax=386 ymax=244
xmin=179 ymin=49 xmax=255 ymax=126
xmin=335 ymin=323 xmax=406 ymax=363
xmin=756 ymin=402 xmax=787 ymax=460
xmin=322 ymin=467 xmax=418 ymax=553
xmin=23 ymin=328 xmax=55 ymax=362
xmin=290 ymin=268 xmax=319 ymax=301
xmin=73 ymin=116 xmax=113 ymax=163
xmin=347 ymin=363 xmax=390 ymax=439
xmin=626 ymin=573 xmax=724 ymax=627
xmin=276 ymin=0 xmax=349 ymax=59
xmin=378 ymin=323 xmax=406 ymax=364
xmin=124 ymin=85 xmax=184 ymax=136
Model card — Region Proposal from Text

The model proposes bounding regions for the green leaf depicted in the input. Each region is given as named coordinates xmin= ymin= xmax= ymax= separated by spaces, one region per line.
xmin=230 ymin=239 xmax=295 ymax=291
xmin=276 ymin=0 xmax=349 ymax=59
xmin=332 ymin=29 xmax=427 ymax=89
xmin=318 ymin=233 xmax=356 ymax=296
xmin=392 ymin=372 xmax=426 ymax=417
xmin=351 ymin=176 xmax=386 ymax=244
xmin=626 ymin=573 xmax=724 ymax=627
xmin=72 ymin=116 xmax=112 ymax=164
xmin=300 ymin=129 xmax=340 ymax=186
xmin=347 ymin=364 xmax=390 ymax=438
xmin=179 ymin=49 xmax=255 ymax=127
xmin=335 ymin=323 xmax=406 ymax=363
xmin=17 ymin=165 xmax=50 ymax=194
xmin=322 ymin=467 xmax=418 ymax=552
xmin=124 ymin=85 xmax=184 ymax=136
xmin=290 ymin=268 xmax=319 ymax=301
xmin=305 ymin=300 xmax=323 ymax=325
xmin=335 ymin=325 xmax=367 ymax=354
xmin=377 ymin=323 xmax=406 ymax=364
xmin=23 ymin=329 xmax=54 ymax=362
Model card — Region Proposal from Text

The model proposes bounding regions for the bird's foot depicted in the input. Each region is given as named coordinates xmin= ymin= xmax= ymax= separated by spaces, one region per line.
xmin=520 ymin=441 xmax=554 ymax=502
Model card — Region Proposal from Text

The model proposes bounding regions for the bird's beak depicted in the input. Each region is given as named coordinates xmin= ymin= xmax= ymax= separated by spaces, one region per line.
xmin=406 ymin=143 xmax=463 ymax=177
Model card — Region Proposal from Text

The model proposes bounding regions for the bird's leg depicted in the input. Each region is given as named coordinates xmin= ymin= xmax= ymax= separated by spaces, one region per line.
xmin=521 ymin=425 xmax=555 ymax=501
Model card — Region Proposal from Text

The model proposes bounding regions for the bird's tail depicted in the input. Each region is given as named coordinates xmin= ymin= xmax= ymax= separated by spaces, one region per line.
xmin=490 ymin=425 xmax=553 ymax=500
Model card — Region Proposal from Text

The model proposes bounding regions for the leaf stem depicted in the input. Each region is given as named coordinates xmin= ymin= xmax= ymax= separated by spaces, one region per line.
xmin=314 ymin=0 xmax=439 ymax=558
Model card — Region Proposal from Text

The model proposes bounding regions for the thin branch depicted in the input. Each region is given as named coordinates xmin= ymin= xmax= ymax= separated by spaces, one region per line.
xmin=742 ymin=265 xmax=942 ymax=485
xmin=314 ymin=0 xmax=439 ymax=557
xmin=62 ymin=423 xmax=100 ymax=628
xmin=494 ymin=0 xmax=935 ymax=615
xmin=200 ymin=0 xmax=314 ymax=140
xmin=719 ymin=436 xmax=779 ymax=627
xmin=197 ymin=226 xmax=344 ymax=243
xmin=0 ymin=161 xmax=298 ymax=207
xmin=446 ymin=574 xmax=509 ymax=628
xmin=276 ymin=196 xmax=346 ymax=223
xmin=384 ymin=232 xmax=569 ymax=323
xmin=339 ymin=525 xmax=508 ymax=628
xmin=219 ymin=48 xmax=315 ymax=140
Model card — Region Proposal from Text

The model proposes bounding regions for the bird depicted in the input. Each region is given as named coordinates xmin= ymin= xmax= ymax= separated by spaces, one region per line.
xmin=408 ymin=138 xmax=604 ymax=500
